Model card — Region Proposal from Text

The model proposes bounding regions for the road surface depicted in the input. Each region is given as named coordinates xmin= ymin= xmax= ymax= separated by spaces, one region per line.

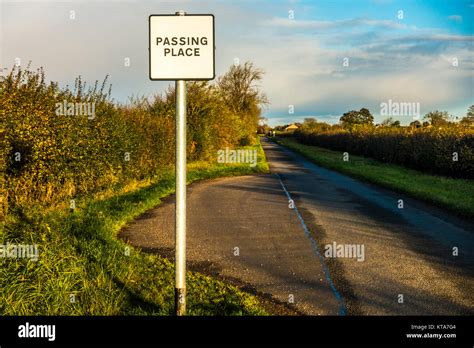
xmin=119 ymin=137 xmax=474 ymax=315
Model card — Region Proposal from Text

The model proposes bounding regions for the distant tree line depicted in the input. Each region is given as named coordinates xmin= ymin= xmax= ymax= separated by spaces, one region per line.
xmin=260 ymin=105 xmax=474 ymax=134
xmin=336 ymin=106 xmax=474 ymax=129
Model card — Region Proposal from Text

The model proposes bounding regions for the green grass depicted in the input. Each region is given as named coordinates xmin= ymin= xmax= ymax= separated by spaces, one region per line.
xmin=0 ymin=141 xmax=269 ymax=315
xmin=273 ymin=137 xmax=474 ymax=219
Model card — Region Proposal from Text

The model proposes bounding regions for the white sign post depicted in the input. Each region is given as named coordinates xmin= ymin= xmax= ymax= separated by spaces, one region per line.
xmin=149 ymin=12 xmax=215 ymax=316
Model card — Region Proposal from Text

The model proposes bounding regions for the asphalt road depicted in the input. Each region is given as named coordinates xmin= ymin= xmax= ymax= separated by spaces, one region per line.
xmin=119 ymin=137 xmax=474 ymax=315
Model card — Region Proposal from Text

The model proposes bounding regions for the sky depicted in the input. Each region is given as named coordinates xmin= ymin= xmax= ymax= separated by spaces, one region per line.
xmin=1 ymin=0 xmax=473 ymax=126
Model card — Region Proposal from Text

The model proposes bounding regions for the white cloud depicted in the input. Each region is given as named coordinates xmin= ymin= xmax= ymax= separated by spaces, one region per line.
xmin=261 ymin=17 xmax=407 ymax=30
xmin=448 ymin=15 xmax=463 ymax=23
xmin=407 ymin=33 xmax=472 ymax=41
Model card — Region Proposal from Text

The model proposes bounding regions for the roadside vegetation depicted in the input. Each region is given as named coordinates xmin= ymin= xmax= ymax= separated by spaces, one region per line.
xmin=292 ymin=110 xmax=474 ymax=179
xmin=0 ymin=62 xmax=268 ymax=315
xmin=0 ymin=153 xmax=268 ymax=315
xmin=272 ymin=110 xmax=474 ymax=218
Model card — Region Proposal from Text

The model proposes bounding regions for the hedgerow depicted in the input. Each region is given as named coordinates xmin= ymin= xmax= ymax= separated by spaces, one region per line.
xmin=294 ymin=124 xmax=474 ymax=179
xmin=0 ymin=64 xmax=264 ymax=212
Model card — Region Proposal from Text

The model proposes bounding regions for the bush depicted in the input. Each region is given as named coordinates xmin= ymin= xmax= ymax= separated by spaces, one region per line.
xmin=0 ymin=64 xmax=265 ymax=210
xmin=294 ymin=125 xmax=474 ymax=179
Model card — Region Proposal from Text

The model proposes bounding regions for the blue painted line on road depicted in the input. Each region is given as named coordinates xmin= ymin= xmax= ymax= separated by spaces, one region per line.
xmin=275 ymin=173 xmax=347 ymax=316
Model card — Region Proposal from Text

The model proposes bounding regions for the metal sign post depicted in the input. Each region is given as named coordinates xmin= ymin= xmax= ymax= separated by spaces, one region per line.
xmin=149 ymin=11 xmax=215 ymax=316
xmin=174 ymin=78 xmax=187 ymax=315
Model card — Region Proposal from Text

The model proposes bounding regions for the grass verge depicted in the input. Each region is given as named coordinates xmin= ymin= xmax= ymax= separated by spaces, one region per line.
xmin=0 ymin=141 xmax=269 ymax=315
xmin=273 ymin=136 xmax=474 ymax=219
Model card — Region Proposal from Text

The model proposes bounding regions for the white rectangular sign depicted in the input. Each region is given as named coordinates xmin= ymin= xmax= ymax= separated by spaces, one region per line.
xmin=149 ymin=14 xmax=215 ymax=80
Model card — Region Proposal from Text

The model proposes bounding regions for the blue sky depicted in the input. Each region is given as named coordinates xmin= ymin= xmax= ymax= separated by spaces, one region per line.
xmin=1 ymin=0 xmax=473 ymax=126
